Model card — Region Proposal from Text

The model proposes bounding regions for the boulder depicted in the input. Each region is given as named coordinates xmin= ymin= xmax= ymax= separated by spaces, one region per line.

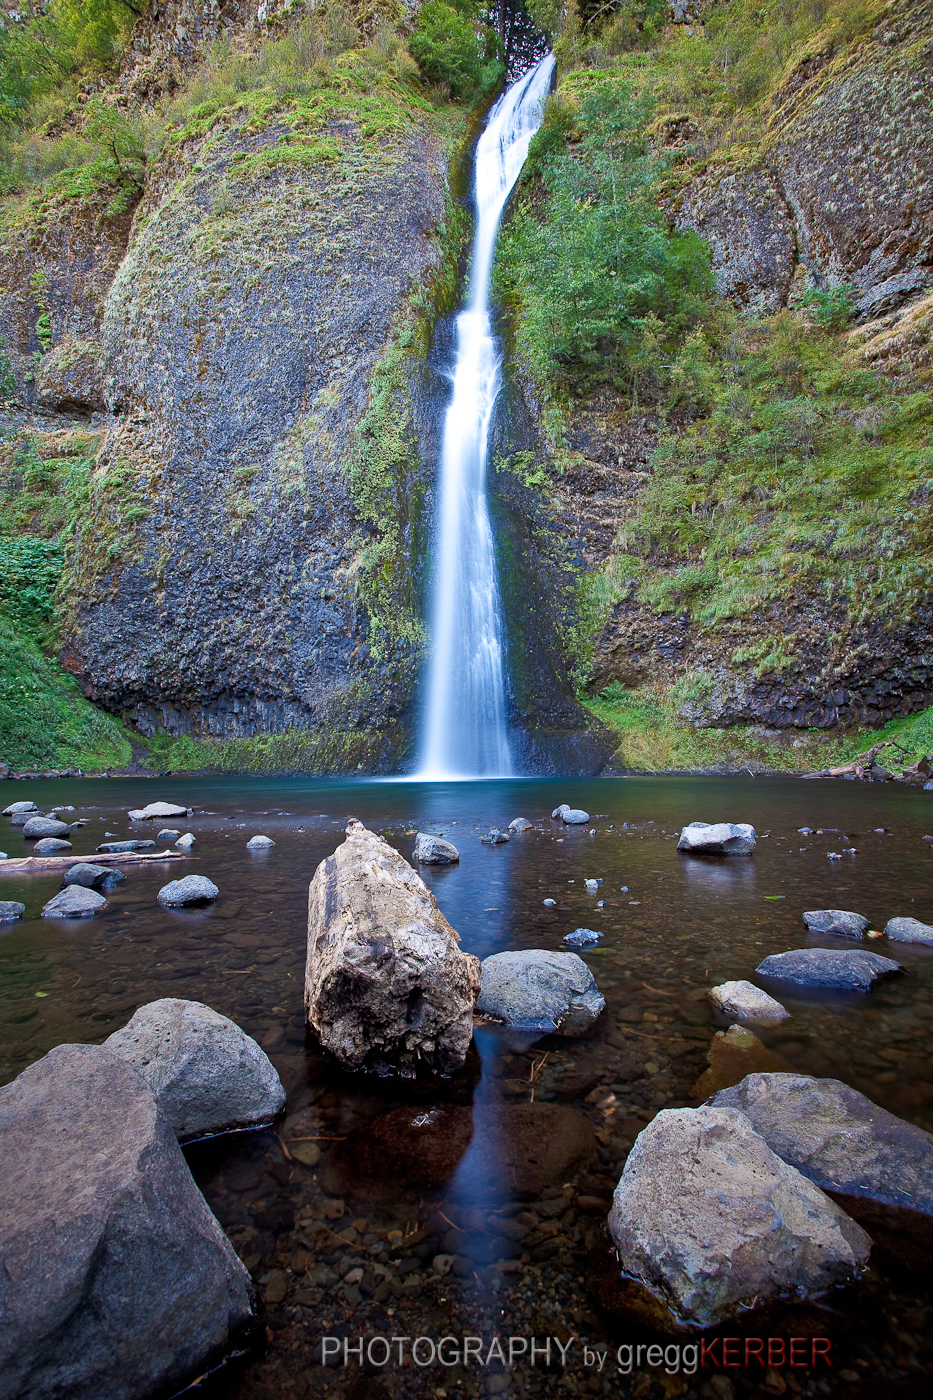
xmin=0 ymin=1043 xmax=257 ymax=1399
xmin=756 ymin=947 xmax=902 ymax=990
xmin=33 ymin=838 xmax=72 ymax=854
xmin=477 ymin=950 xmax=605 ymax=1035
xmin=481 ymin=828 xmax=510 ymax=844
xmin=175 ymin=833 xmax=196 ymax=849
xmin=104 ymin=999 xmax=285 ymax=1142
xmin=562 ymin=927 xmax=603 ymax=948
xmin=246 ymin=834 xmax=275 ymax=850
xmin=2 ymin=801 xmax=38 ymax=815
xmin=304 ymin=819 xmax=481 ymax=1076
xmin=508 ymin=817 xmax=533 ymax=832
xmin=707 ymin=979 xmax=789 ymax=1024
xmin=157 ymin=876 xmax=219 ymax=908
xmin=42 ymin=886 xmax=107 ymax=918
xmin=63 ymin=863 xmax=126 ymax=891
xmin=0 ymin=901 xmax=25 ymax=922
xmin=884 ymin=916 xmax=933 ymax=946
xmin=561 ymin=808 xmax=589 ymax=825
xmin=413 ymin=832 xmax=460 ymax=865
xmin=607 ymin=1106 xmax=871 ymax=1330
xmin=677 ymin=821 xmax=756 ymax=855
xmin=128 ymin=802 xmax=190 ymax=821
xmin=158 ymin=829 xmax=180 ymax=839
xmin=22 ymin=817 xmax=71 ymax=840
xmin=97 ymin=840 xmax=156 ymax=853
xmin=692 ymin=1023 xmax=794 ymax=1098
xmin=803 ymin=909 xmax=868 ymax=938
xmin=551 ymin=804 xmax=570 ymax=818
xmin=711 ymin=1073 xmax=933 ymax=1224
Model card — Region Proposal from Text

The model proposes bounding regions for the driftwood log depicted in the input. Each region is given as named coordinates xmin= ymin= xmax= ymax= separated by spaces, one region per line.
xmin=0 ymin=850 xmax=186 ymax=875
xmin=801 ymin=739 xmax=915 ymax=780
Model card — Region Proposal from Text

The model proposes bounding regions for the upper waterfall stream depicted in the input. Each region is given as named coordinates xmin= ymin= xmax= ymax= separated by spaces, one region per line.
xmin=417 ymin=54 xmax=555 ymax=780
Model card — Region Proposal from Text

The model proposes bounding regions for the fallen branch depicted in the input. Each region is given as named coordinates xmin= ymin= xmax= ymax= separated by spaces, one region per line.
xmin=801 ymin=738 xmax=914 ymax=780
xmin=0 ymin=849 xmax=186 ymax=874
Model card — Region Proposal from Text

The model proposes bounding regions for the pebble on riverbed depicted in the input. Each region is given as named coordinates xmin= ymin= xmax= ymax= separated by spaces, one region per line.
xmin=157 ymin=876 xmax=219 ymax=908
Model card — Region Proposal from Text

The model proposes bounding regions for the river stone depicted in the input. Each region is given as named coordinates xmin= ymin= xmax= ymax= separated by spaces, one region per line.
xmin=884 ymin=916 xmax=933 ymax=945
xmin=175 ymin=833 xmax=196 ymax=849
xmin=33 ymin=837 xmax=72 ymax=854
xmin=607 ymin=1106 xmax=871 ymax=1330
xmin=756 ymin=947 xmax=902 ymax=990
xmin=693 ymin=1024 xmax=794 ymax=1098
xmin=508 ymin=817 xmax=533 ymax=832
xmin=561 ymin=808 xmax=589 ymax=824
xmin=413 ymin=832 xmax=460 ymax=864
xmin=63 ymin=862 xmax=127 ymax=891
xmin=97 ymin=839 xmax=156 ymax=853
xmin=477 ymin=949 xmax=605 ymax=1035
xmin=157 ymin=876 xmax=219 ymax=908
xmin=0 ymin=901 xmax=25 ymax=922
xmin=158 ymin=828 xmax=180 ymax=839
xmin=707 ymin=979 xmax=789 ymax=1024
xmin=104 ymin=999 xmax=286 ymax=1142
xmin=128 ymin=801 xmax=190 ymax=821
xmin=2 ymin=801 xmax=37 ymax=815
xmin=304 ymin=819 xmax=481 ymax=1076
xmin=551 ymin=804 xmax=570 ymax=818
xmin=562 ymin=927 xmax=603 ymax=948
xmin=246 ymin=834 xmax=275 ymax=849
xmin=481 ymin=828 xmax=510 ymax=844
xmin=711 ymin=1073 xmax=933 ymax=1224
xmin=677 ymin=821 xmax=756 ymax=855
xmin=803 ymin=909 xmax=869 ymax=938
xmin=22 ymin=817 xmax=71 ymax=840
xmin=42 ymin=885 xmax=108 ymax=918
xmin=0 ymin=1043 xmax=257 ymax=1399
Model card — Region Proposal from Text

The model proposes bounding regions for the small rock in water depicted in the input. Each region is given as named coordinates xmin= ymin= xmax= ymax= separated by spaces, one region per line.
xmin=707 ymin=980 xmax=789 ymax=1025
xmin=797 ymin=827 xmax=814 ymax=834
xmin=127 ymin=801 xmax=190 ymax=821
xmin=584 ymin=879 xmax=599 ymax=893
xmin=508 ymin=817 xmax=533 ymax=832
xmin=33 ymin=837 xmax=72 ymax=854
xmin=884 ymin=916 xmax=933 ymax=946
xmin=157 ymin=876 xmax=219 ymax=908
xmin=756 ymin=947 xmax=902 ymax=990
xmin=542 ymin=898 xmax=556 ymax=907
xmin=175 ymin=833 xmax=196 ymax=849
xmin=0 ymin=901 xmax=25 ymax=922
xmin=63 ymin=863 xmax=126 ymax=891
xmin=42 ymin=885 xmax=108 ymax=918
xmin=562 ymin=927 xmax=604 ymax=948
xmin=477 ymin=949 xmax=605 ymax=1035
xmin=246 ymin=834 xmax=275 ymax=850
xmin=551 ymin=804 xmax=569 ymax=819
xmin=677 ymin=821 xmax=756 ymax=856
xmin=803 ymin=909 xmax=868 ymax=938
xmin=157 ymin=829 xmax=180 ymax=839
xmin=0 ymin=852 xmax=7 ymax=861
xmin=97 ymin=839 xmax=156 ymax=854
xmin=562 ymin=809 xmax=589 ymax=824
xmin=607 ymin=1105 xmax=870 ymax=1330
xmin=693 ymin=1024 xmax=793 ymax=1098
xmin=481 ymin=828 xmax=510 ymax=844
xmin=22 ymin=816 xmax=71 ymax=840
xmin=413 ymin=832 xmax=460 ymax=864
xmin=596 ymin=899 xmax=606 ymax=908
xmin=2 ymin=800 xmax=38 ymax=816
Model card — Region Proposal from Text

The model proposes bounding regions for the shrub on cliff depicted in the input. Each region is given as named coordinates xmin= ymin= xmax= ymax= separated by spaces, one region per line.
xmin=410 ymin=0 xmax=503 ymax=101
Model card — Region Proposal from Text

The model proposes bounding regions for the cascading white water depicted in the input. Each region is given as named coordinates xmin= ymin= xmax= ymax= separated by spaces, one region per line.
xmin=417 ymin=53 xmax=555 ymax=780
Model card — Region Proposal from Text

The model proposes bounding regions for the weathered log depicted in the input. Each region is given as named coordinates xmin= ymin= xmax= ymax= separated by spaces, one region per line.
xmin=0 ymin=850 xmax=185 ymax=874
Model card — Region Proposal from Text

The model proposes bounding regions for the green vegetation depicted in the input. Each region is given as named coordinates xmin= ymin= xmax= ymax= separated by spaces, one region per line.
xmin=410 ymin=0 xmax=503 ymax=101
xmin=143 ymin=724 xmax=394 ymax=776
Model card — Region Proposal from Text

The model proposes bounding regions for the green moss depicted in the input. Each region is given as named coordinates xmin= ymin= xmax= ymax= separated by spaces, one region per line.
xmin=144 ymin=724 xmax=397 ymax=776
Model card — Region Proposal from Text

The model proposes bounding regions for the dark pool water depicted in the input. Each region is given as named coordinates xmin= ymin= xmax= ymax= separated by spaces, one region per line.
xmin=2 ymin=773 xmax=933 ymax=1400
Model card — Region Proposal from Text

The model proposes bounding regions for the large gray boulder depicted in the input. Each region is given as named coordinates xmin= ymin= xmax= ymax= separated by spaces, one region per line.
xmin=710 ymin=1073 xmax=933 ymax=1222
xmin=2 ymin=801 xmax=37 ymax=815
xmin=413 ymin=832 xmax=460 ymax=865
xmin=477 ymin=949 xmax=605 ymax=1035
xmin=42 ymin=886 xmax=108 ymax=918
xmin=305 ymin=819 xmax=481 ymax=1076
xmin=63 ymin=862 xmax=126 ymax=891
xmin=0 ymin=1043 xmax=257 ymax=1399
xmin=157 ymin=876 xmax=219 ymax=908
xmin=246 ymin=834 xmax=275 ymax=850
xmin=0 ymin=901 xmax=25 ymax=922
xmin=105 ymin=999 xmax=286 ymax=1142
xmin=607 ymin=1105 xmax=871 ymax=1330
xmin=677 ymin=821 xmax=756 ymax=855
xmin=707 ymin=979 xmax=789 ymax=1024
xmin=33 ymin=838 xmax=72 ymax=855
xmin=756 ymin=947 xmax=902 ymax=990
xmin=128 ymin=801 xmax=190 ymax=821
xmin=884 ymin=916 xmax=933 ymax=946
xmin=803 ymin=909 xmax=868 ymax=938
xmin=22 ymin=817 xmax=71 ymax=840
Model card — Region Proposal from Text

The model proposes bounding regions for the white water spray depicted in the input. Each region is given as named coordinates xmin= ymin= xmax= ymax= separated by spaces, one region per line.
xmin=417 ymin=53 xmax=555 ymax=780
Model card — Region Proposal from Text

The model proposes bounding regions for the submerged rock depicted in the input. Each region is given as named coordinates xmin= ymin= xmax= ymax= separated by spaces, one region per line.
xmin=607 ymin=1105 xmax=871 ymax=1330
xmin=477 ymin=949 xmax=605 ymax=1035
xmin=97 ymin=839 xmax=156 ymax=853
xmin=413 ymin=832 xmax=460 ymax=864
xmin=508 ymin=817 xmax=533 ymax=832
xmin=0 ymin=901 xmax=25 ymax=922
xmin=481 ymin=828 xmax=510 ymax=844
xmin=175 ymin=833 xmax=196 ymax=849
xmin=0 ymin=1043 xmax=257 ymax=1399
xmin=562 ymin=927 xmax=604 ymax=948
xmin=42 ymin=886 xmax=107 ymax=918
xmin=322 ymin=1104 xmax=475 ymax=1196
xmin=33 ymin=837 xmax=72 ymax=854
xmin=22 ymin=817 xmax=71 ymax=840
xmin=707 ymin=979 xmax=789 ymax=1024
xmin=304 ymin=819 xmax=480 ymax=1076
xmin=157 ymin=876 xmax=219 ymax=908
xmin=2 ymin=801 xmax=38 ymax=815
xmin=128 ymin=801 xmax=190 ymax=821
xmin=246 ymin=834 xmax=275 ymax=850
xmin=803 ymin=909 xmax=869 ymax=938
xmin=884 ymin=916 xmax=933 ymax=945
xmin=104 ymin=999 xmax=285 ymax=1142
xmin=63 ymin=863 xmax=127 ymax=891
xmin=677 ymin=821 xmax=756 ymax=855
xmin=711 ymin=1073 xmax=933 ymax=1225
xmin=756 ymin=947 xmax=902 ymax=990
xmin=693 ymin=1023 xmax=794 ymax=1098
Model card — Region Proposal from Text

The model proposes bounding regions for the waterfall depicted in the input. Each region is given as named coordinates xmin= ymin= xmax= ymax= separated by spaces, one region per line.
xmin=417 ymin=53 xmax=555 ymax=780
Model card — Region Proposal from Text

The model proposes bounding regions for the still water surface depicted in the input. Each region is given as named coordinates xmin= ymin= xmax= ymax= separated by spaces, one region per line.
xmin=2 ymin=774 xmax=932 ymax=1398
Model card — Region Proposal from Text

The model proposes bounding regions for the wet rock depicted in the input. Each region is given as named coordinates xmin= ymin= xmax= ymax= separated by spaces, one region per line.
xmin=413 ymin=832 xmax=460 ymax=864
xmin=884 ymin=916 xmax=933 ymax=946
xmin=104 ymin=998 xmax=285 ymax=1142
xmin=175 ymin=833 xmax=196 ymax=849
xmin=128 ymin=802 xmax=190 ymax=821
xmin=607 ymin=1105 xmax=871 ymax=1330
xmin=0 ymin=901 xmax=25 ymax=922
xmin=711 ymin=1073 xmax=933 ymax=1225
xmin=508 ymin=818 xmax=533 ymax=832
xmin=551 ymin=804 xmax=569 ymax=819
xmin=321 ymin=1104 xmax=474 ymax=1197
xmin=562 ymin=928 xmax=604 ymax=948
xmin=2 ymin=801 xmax=38 ymax=815
xmin=42 ymin=885 xmax=107 ymax=918
xmin=97 ymin=839 xmax=156 ymax=853
xmin=542 ymin=898 xmax=556 ymax=907
xmin=803 ymin=909 xmax=869 ymax=938
xmin=157 ymin=876 xmax=219 ymax=908
xmin=481 ymin=828 xmax=510 ymax=844
xmin=63 ymin=863 xmax=127 ymax=892
xmin=0 ymin=1043 xmax=257 ymax=1398
xmin=756 ymin=947 xmax=902 ymax=990
xmin=693 ymin=1024 xmax=794 ymax=1098
xmin=707 ymin=980 xmax=789 ymax=1025
xmin=22 ymin=817 xmax=71 ymax=840
xmin=304 ymin=820 xmax=481 ymax=1076
xmin=33 ymin=837 xmax=72 ymax=854
xmin=158 ymin=829 xmax=180 ymax=839
xmin=561 ymin=808 xmax=589 ymax=824
xmin=677 ymin=821 xmax=756 ymax=855
xmin=246 ymin=834 xmax=275 ymax=850
xmin=477 ymin=950 xmax=605 ymax=1035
